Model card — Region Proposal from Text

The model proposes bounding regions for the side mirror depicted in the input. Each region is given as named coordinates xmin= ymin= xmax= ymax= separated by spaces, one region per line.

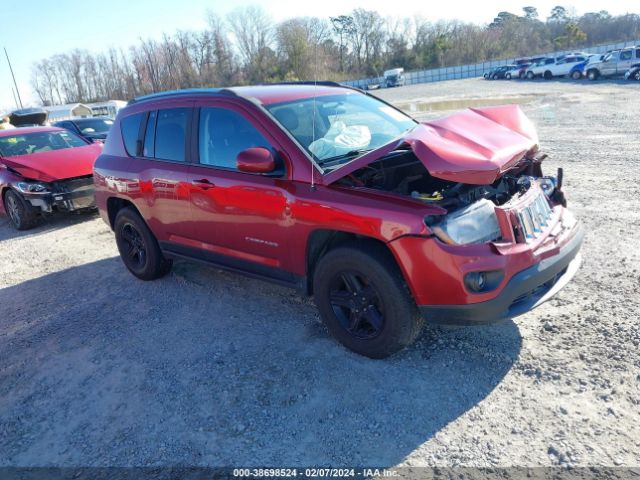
xmin=236 ymin=147 xmax=275 ymax=174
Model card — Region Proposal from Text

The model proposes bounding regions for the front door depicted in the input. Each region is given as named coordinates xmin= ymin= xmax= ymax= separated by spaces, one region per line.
xmin=187 ymin=103 xmax=294 ymax=280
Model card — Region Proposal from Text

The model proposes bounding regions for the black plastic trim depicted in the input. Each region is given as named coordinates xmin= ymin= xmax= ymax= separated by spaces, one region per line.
xmin=160 ymin=241 xmax=306 ymax=292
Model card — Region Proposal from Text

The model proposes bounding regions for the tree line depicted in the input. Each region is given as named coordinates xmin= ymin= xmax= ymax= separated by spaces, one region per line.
xmin=30 ymin=5 xmax=640 ymax=105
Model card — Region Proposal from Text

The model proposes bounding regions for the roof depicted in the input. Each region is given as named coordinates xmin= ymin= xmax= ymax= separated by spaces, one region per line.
xmin=129 ymin=83 xmax=359 ymax=107
xmin=229 ymin=84 xmax=357 ymax=105
xmin=0 ymin=126 xmax=62 ymax=137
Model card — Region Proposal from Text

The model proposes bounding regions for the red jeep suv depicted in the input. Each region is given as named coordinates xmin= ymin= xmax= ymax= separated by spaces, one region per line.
xmin=94 ymin=83 xmax=583 ymax=358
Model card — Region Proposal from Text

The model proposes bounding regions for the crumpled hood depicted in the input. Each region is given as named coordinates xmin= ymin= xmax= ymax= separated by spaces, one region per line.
xmin=1 ymin=143 xmax=103 ymax=182
xmin=324 ymin=104 xmax=539 ymax=185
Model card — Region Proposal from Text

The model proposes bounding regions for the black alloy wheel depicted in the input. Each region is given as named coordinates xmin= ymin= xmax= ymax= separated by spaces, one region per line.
xmin=120 ymin=222 xmax=147 ymax=270
xmin=328 ymin=270 xmax=385 ymax=340
xmin=313 ymin=244 xmax=424 ymax=358
xmin=114 ymin=207 xmax=172 ymax=280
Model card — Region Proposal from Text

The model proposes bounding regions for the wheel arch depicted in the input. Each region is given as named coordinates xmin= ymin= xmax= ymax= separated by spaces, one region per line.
xmin=106 ymin=197 xmax=140 ymax=229
xmin=0 ymin=186 xmax=11 ymax=214
xmin=305 ymin=229 xmax=403 ymax=295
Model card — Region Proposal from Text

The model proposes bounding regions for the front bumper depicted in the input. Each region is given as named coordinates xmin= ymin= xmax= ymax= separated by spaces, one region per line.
xmin=23 ymin=178 xmax=96 ymax=213
xmin=419 ymin=223 xmax=584 ymax=325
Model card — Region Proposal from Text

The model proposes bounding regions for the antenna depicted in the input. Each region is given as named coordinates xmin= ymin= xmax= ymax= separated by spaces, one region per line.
xmin=310 ymin=41 xmax=318 ymax=191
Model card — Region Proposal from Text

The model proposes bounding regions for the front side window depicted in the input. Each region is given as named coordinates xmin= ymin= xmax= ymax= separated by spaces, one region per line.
xmin=0 ymin=130 xmax=87 ymax=157
xmin=265 ymin=93 xmax=416 ymax=167
xmin=198 ymin=107 xmax=271 ymax=170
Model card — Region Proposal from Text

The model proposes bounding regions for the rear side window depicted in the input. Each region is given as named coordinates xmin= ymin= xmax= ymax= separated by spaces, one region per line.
xmin=154 ymin=108 xmax=189 ymax=162
xmin=120 ymin=112 xmax=144 ymax=156
xmin=620 ymin=50 xmax=632 ymax=61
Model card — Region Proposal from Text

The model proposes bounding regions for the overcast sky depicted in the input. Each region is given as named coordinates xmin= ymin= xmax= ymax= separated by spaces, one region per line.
xmin=1 ymin=0 xmax=637 ymax=110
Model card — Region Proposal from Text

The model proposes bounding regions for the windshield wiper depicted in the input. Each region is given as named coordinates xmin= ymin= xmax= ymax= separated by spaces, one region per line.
xmin=317 ymin=149 xmax=372 ymax=166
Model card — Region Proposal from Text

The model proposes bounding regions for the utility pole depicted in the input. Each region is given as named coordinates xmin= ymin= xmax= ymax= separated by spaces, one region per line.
xmin=4 ymin=47 xmax=23 ymax=109
xmin=11 ymin=88 xmax=19 ymax=109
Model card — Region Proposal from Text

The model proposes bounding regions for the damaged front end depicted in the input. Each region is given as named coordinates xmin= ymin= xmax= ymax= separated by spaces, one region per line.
xmin=333 ymin=104 xmax=569 ymax=247
xmin=14 ymin=175 xmax=96 ymax=214
xmin=334 ymin=104 xmax=583 ymax=323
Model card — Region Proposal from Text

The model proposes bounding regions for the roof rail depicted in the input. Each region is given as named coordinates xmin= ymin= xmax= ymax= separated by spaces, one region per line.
xmin=270 ymin=81 xmax=343 ymax=87
xmin=127 ymin=88 xmax=236 ymax=105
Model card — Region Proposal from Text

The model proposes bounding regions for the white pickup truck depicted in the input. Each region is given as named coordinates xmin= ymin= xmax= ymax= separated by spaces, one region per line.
xmin=585 ymin=47 xmax=640 ymax=80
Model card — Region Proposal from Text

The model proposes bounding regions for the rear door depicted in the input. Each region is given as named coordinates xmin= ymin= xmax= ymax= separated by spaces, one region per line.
xmin=617 ymin=49 xmax=633 ymax=74
xmin=185 ymin=101 xmax=294 ymax=279
xmin=601 ymin=53 xmax=617 ymax=75
xmin=130 ymin=103 xmax=194 ymax=246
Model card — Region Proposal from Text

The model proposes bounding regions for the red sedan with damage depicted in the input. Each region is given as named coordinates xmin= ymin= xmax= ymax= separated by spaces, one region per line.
xmin=94 ymin=84 xmax=583 ymax=358
xmin=0 ymin=126 xmax=103 ymax=229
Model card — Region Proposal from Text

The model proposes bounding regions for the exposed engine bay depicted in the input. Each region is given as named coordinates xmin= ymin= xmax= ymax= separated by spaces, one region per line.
xmin=338 ymin=148 xmax=563 ymax=212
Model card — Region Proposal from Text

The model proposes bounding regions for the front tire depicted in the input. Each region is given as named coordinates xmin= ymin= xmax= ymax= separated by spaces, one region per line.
xmin=505 ymin=73 xmax=512 ymax=80
xmin=526 ymin=71 xmax=534 ymax=80
xmin=313 ymin=244 xmax=424 ymax=359
xmin=543 ymin=70 xmax=553 ymax=80
xmin=587 ymin=69 xmax=599 ymax=80
xmin=114 ymin=207 xmax=172 ymax=280
xmin=3 ymin=189 xmax=39 ymax=230
xmin=633 ymin=70 xmax=640 ymax=81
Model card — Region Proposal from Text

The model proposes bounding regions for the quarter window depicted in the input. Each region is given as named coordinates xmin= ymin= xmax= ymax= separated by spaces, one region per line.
xmin=120 ymin=112 xmax=144 ymax=156
xmin=198 ymin=107 xmax=271 ymax=170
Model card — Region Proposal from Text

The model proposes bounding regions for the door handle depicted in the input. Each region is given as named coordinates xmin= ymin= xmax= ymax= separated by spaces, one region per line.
xmin=192 ymin=179 xmax=215 ymax=189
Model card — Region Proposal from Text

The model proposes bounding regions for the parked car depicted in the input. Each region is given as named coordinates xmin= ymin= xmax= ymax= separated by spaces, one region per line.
xmin=484 ymin=65 xmax=519 ymax=80
xmin=625 ymin=63 xmax=640 ymax=81
xmin=586 ymin=47 xmax=640 ymax=80
xmin=9 ymin=108 xmax=48 ymax=127
xmin=525 ymin=57 xmax=556 ymax=79
xmin=383 ymin=68 xmax=405 ymax=87
xmin=94 ymin=84 xmax=583 ymax=358
xmin=510 ymin=63 xmax=531 ymax=79
xmin=53 ymin=116 xmax=114 ymax=142
xmin=526 ymin=55 xmax=588 ymax=79
xmin=0 ymin=127 xmax=102 ymax=229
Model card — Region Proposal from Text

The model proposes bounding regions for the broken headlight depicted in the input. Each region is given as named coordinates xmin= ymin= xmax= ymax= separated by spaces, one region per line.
xmin=429 ymin=199 xmax=501 ymax=245
xmin=15 ymin=182 xmax=50 ymax=194
xmin=536 ymin=177 xmax=556 ymax=197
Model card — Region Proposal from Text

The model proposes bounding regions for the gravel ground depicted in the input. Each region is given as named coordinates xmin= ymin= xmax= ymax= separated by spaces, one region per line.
xmin=0 ymin=78 xmax=639 ymax=470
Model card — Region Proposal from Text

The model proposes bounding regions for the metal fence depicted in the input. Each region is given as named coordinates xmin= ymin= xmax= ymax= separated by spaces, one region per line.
xmin=342 ymin=39 xmax=640 ymax=89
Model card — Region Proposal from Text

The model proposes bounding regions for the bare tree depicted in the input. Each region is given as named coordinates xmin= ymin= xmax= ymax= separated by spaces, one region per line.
xmin=227 ymin=6 xmax=275 ymax=83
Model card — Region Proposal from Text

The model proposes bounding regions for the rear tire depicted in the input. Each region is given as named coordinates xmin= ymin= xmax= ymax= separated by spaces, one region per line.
xmin=313 ymin=244 xmax=424 ymax=359
xmin=571 ymin=70 xmax=582 ymax=80
xmin=505 ymin=73 xmax=512 ymax=80
xmin=3 ymin=189 xmax=40 ymax=230
xmin=633 ymin=70 xmax=640 ymax=81
xmin=526 ymin=71 xmax=534 ymax=80
xmin=543 ymin=71 xmax=553 ymax=80
xmin=114 ymin=207 xmax=172 ymax=280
